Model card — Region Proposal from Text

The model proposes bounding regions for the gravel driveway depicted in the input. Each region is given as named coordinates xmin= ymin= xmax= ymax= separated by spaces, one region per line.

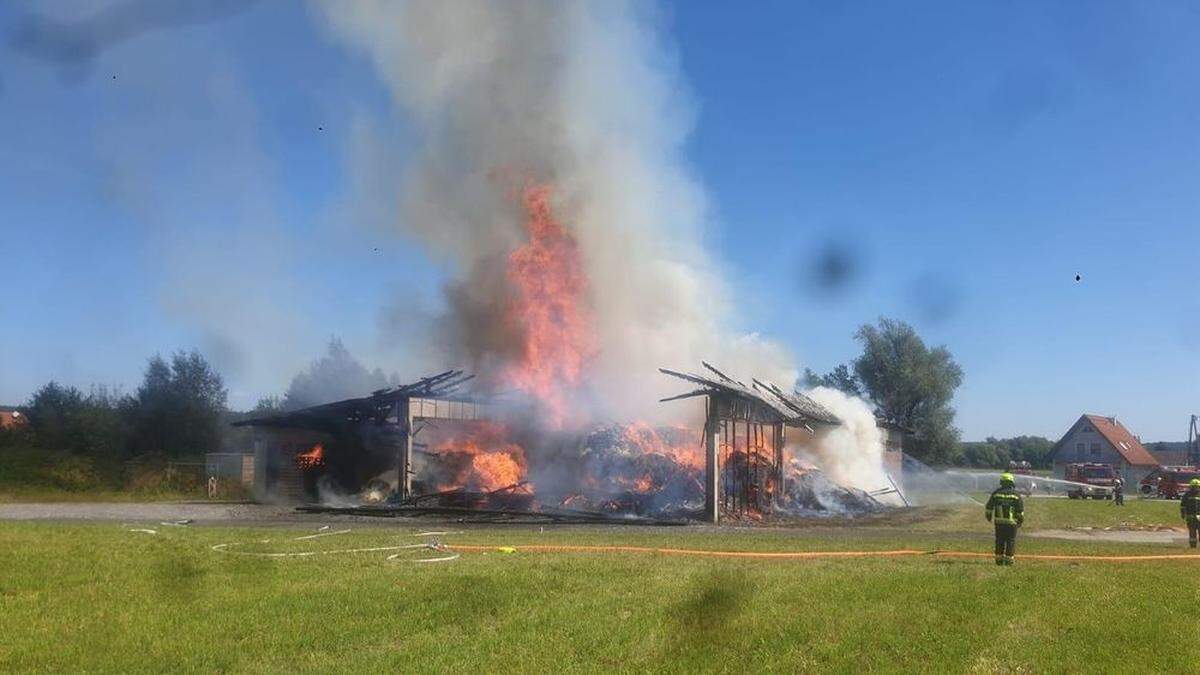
xmin=0 ymin=502 xmax=299 ymax=523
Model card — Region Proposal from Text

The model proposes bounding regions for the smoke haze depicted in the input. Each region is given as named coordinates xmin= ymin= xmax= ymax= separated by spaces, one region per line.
xmin=802 ymin=387 xmax=890 ymax=494
xmin=315 ymin=1 xmax=795 ymax=423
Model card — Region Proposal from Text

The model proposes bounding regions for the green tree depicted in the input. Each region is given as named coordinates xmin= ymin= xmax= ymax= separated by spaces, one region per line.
xmin=823 ymin=318 xmax=964 ymax=464
xmin=961 ymin=442 xmax=1003 ymax=468
xmin=854 ymin=317 xmax=964 ymax=458
xmin=127 ymin=351 xmax=227 ymax=457
xmin=802 ymin=364 xmax=862 ymax=397
xmin=19 ymin=382 xmax=128 ymax=459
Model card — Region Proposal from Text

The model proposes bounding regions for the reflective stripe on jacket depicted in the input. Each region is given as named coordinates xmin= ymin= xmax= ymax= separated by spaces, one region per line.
xmin=985 ymin=488 xmax=1024 ymax=525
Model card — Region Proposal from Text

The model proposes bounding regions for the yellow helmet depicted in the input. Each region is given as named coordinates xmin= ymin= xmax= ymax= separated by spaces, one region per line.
xmin=1190 ymin=478 xmax=1200 ymax=488
xmin=1000 ymin=473 xmax=1015 ymax=486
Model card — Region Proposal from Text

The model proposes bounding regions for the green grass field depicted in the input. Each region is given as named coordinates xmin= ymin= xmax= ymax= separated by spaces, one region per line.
xmin=3 ymin=499 xmax=1200 ymax=673
xmin=923 ymin=494 xmax=1187 ymax=532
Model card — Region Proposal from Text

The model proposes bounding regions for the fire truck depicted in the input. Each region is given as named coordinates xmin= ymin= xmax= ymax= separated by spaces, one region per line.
xmin=1140 ymin=466 xmax=1200 ymax=499
xmin=1063 ymin=463 xmax=1118 ymax=500
xmin=1006 ymin=460 xmax=1034 ymax=476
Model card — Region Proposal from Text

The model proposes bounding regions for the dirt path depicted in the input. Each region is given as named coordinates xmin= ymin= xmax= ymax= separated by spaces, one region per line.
xmin=1030 ymin=528 xmax=1186 ymax=544
xmin=0 ymin=502 xmax=297 ymax=523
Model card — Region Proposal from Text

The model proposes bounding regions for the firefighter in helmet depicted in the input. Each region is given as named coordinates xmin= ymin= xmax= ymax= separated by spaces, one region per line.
xmin=1181 ymin=478 xmax=1200 ymax=548
xmin=985 ymin=472 xmax=1025 ymax=566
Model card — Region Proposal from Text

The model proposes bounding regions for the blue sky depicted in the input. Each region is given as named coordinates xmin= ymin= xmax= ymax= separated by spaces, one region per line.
xmin=1 ymin=1 xmax=1198 ymax=441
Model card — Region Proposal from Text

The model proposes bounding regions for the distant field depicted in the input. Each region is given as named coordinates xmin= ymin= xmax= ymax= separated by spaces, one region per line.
xmin=929 ymin=494 xmax=1186 ymax=533
xmin=3 ymin=504 xmax=1200 ymax=672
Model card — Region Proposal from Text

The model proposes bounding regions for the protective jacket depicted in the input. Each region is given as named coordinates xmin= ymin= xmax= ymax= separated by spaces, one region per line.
xmin=1181 ymin=488 xmax=1200 ymax=521
xmin=985 ymin=486 xmax=1025 ymax=526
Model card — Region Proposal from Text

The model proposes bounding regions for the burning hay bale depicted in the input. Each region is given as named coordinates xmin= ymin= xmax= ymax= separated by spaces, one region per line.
xmin=780 ymin=468 xmax=885 ymax=516
xmin=560 ymin=424 xmax=705 ymax=515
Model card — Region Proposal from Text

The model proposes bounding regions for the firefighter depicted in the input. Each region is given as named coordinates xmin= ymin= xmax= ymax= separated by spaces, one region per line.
xmin=985 ymin=472 xmax=1024 ymax=566
xmin=1112 ymin=477 xmax=1124 ymax=506
xmin=1181 ymin=478 xmax=1200 ymax=549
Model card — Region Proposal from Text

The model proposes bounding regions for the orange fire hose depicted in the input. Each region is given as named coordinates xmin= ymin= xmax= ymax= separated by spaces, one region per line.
xmin=445 ymin=544 xmax=1200 ymax=563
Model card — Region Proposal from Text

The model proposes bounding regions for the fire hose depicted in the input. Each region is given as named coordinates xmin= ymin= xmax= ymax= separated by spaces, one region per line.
xmin=201 ymin=529 xmax=1200 ymax=564
xmin=209 ymin=529 xmax=460 ymax=563
xmin=442 ymin=544 xmax=1200 ymax=563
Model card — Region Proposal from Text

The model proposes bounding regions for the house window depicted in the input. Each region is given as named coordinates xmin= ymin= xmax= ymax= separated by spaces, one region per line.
xmin=1076 ymin=442 xmax=1085 ymax=456
xmin=1083 ymin=425 xmax=1092 ymax=432
xmin=1090 ymin=443 xmax=1101 ymax=456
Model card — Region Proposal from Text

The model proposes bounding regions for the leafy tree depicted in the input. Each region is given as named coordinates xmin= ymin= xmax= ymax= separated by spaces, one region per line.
xmin=127 ymin=351 xmax=227 ymax=457
xmin=20 ymin=382 xmax=84 ymax=453
xmin=18 ymin=382 xmax=128 ymax=459
xmin=283 ymin=338 xmax=392 ymax=410
xmin=956 ymin=436 xmax=1055 ymax=469
xmin=802 ymin=364 xmax=862 ymax=397
xmin=805 ymin=318 xmax=964 ymax=464
xmin=961 ymin=442 xmax=1003 ymax=468
xmin=852 ymin=319 xmax=963 ymax=463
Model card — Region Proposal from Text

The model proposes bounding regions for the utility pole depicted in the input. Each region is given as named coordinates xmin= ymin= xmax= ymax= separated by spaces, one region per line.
xmin=1189 ymin=415 xmax=1200 ymax=467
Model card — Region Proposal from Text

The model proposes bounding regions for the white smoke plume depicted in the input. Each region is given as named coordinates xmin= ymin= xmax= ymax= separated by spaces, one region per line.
xmin=313 ymin=1 xmax=794 ymax=424
xmin=801 ymin=387 xmax=891 ymax=495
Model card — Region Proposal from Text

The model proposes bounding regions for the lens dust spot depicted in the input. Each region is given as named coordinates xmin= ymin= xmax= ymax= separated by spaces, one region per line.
xmin=151 ymin=550 xmax=207 ymax=601
xmin=666 ymin=568 xmax=755 ymax=652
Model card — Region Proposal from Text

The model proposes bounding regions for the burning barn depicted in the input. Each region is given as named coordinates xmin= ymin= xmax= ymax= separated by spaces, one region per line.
xmin=235 ymin=370 xmax=500 ymax=505
xmin=660 ymin=363 xmax=895 ymax=522
xmin=235 ymin=362 xmax=897 ymax=523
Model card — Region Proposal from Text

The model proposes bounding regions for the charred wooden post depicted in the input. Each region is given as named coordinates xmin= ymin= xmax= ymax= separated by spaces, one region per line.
xmin=704 ymin=405 xmax=719 ymax=523
xmin=397 ymin=398 xmax=413 ymax=501
xmin=773 ymin=423 xmax=785 ymax=509
xmin=659 ymin=363 xmax=841 ymax=523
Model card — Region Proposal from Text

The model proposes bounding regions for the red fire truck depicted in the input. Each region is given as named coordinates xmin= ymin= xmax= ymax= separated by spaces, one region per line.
xmin=1064 ymin=463 xmax=1118 ymax=500
xmin=1140 ymin=466 xmax=1200 ymax=499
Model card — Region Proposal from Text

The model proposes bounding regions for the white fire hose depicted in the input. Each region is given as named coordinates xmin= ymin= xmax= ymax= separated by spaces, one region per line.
xmin=206 ymin=528 xmax=461 ymax=563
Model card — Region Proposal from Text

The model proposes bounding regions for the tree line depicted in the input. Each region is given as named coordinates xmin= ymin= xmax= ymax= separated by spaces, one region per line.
xmin=3 ymin=324 xmax=1035 ymax=470
xmin=2 ymin=351 xmax=227 ymax=461
xmin=1 ymin=338 xmax=395 ymax=465
xmin=957 ymin=436 xmax=1056 ymax=469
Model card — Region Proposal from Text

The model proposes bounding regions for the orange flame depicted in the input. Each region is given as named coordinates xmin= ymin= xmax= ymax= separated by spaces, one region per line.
xmin=296 ymin=443 xmax=325 ymax=471
xmin=432 ymin=422 xmax=530 ymax=493
xmin=502 ymin=183 xmax=595 ymax=429
xmin=622 ymin=422 xmax=703 ymax=471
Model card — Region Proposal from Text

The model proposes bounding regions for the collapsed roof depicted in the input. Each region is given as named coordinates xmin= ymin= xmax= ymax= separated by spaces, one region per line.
xmin=232 ymin=370 xmax=479 ymax=433
xmin=659 ymin=362 xmax=841 ymax=428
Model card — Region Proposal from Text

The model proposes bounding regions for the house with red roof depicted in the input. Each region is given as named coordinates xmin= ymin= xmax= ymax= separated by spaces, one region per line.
xmin=1049 ymin=414 xmax=1160 ymax=485
xmin=0 ymin=406 xmax=25 ymax=430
